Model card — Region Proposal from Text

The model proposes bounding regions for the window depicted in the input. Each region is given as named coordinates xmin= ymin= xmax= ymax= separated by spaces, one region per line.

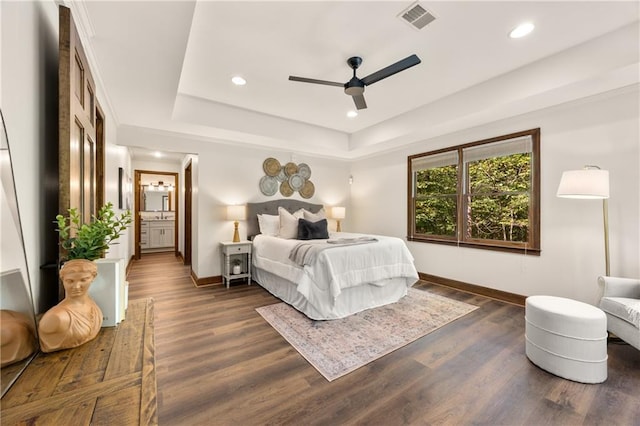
xmin=408 ymin=128 xmax=540 ymax=254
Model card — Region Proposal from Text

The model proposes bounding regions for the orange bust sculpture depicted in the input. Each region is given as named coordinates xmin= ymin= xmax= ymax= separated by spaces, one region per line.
xmin=1 ymin=309 xmax=37 ymax=367
xmin=38 ymin=259 xmax=103 ymax=353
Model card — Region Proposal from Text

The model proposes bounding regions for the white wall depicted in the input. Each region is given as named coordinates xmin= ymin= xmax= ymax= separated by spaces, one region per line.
xmin=118 ymin=126 xmax=351 ymax=279
xmin=103 ymin=141 xmax=132 ymax=263
xmin=351 ymin=86 xmax=640 ymax=305
xmin=2 ymin=1 xmax=59 ymax=312
xmin=133 ymin=158 xmax=182 ymax=174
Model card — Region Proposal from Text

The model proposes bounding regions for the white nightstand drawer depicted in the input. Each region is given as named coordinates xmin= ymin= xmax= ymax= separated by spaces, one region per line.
xmin=225 ymin=244 xmax=251 ymax=255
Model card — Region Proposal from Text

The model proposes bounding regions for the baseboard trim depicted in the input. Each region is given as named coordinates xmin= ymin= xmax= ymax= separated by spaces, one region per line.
xmin=419 ymin=272 xmax=526 ymax=306
xmin=187 ymin=268 xmax=526 ymax=303
xmin=190 ymin=269 xmax=223 ymax=288
xmin=126 ymin=255 xmax=135 ymax=278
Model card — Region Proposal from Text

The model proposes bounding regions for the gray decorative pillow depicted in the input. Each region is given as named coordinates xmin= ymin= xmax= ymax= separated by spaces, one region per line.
xmin=297 ymin=218 xmax=329 ymax=240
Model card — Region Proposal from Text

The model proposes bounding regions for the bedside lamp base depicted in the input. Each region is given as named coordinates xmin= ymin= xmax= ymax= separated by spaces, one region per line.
xmin=232 ymin=221 xmax=240 ymax=242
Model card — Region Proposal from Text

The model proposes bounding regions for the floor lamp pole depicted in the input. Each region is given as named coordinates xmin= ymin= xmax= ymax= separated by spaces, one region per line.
xmin=603 ymin=198 xmax=610 ymax=276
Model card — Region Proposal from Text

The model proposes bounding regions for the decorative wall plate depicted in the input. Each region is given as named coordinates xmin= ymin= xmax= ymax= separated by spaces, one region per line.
xmin=259 ymin=175 xmax=278 ymax=196
xmin=260 ymin=158 xmax=315 ymax=198
xmin=280 ymin=180 xmax=294 ymax=197
xmin=288 ymin=174 xmax=305 ymax=191
xmin=263 ymin=158 xmax=281 ymax=177
xmin=298 ymin=163 xmax=311 ymax=179
xmin=276 ymin=167 xmax=287 ymax=182
xmin=284 ymin=162 xmax=298 ymax=176
xmin=299 ymin=180 xmax=315 ymax=199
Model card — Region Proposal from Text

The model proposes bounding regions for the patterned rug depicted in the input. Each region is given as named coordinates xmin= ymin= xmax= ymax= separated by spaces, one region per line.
xmin=255 ymin=288 xmax=478 ymax=381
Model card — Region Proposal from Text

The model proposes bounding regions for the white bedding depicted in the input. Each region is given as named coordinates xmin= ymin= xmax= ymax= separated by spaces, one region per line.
xmin=252 ymin=232 xmax=419 ymax=319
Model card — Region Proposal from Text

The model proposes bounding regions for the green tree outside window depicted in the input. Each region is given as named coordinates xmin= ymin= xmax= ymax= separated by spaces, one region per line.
xmin=408 ymin=129 xmax=540 ymax=254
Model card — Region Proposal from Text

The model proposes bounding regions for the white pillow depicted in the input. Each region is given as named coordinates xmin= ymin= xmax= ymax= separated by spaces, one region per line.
xmin=257 ymin=214 xmax=280 ymax=236
xmin=278 ymin=207 xmax=304 ymax=239
xmin=303 ymin=208 xmax=326 ymax=223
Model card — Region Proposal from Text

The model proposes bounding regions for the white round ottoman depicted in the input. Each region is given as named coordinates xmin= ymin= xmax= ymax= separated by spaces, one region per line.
xmin=525 ymin=295 xmax=607 ymax=383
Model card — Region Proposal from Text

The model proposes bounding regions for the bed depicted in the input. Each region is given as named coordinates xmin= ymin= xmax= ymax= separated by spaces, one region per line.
xmin=247 ymin=200 xmax=419 ymax=320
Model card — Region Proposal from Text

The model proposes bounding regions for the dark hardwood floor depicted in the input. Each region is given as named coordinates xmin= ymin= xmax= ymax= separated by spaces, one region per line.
xmin=128 ymin=252 xmax=640 ymax=426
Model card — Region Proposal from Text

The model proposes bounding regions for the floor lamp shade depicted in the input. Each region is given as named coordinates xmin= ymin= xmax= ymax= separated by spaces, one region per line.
xmin=227 ymin=205 xmax=246 ymax=242
xmin=556 ymin=169 xmax=609 ymax=199
xmin=556 ymin=166 xmax=610 ymax=276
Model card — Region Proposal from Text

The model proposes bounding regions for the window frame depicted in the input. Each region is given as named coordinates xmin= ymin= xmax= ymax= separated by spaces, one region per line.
xmin=407 ymin=128 xmax=541 ymax=255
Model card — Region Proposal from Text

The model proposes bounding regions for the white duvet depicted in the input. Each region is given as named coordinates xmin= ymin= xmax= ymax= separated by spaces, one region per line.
xmin=252 ymin=232 xmax=419 ymax=302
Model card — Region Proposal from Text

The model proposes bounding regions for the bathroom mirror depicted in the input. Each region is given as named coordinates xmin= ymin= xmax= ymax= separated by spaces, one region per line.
xmin=0 ymin=109 xmax=39 ymax=397
xmin=142 ymin=188 xmax=173 ymax=211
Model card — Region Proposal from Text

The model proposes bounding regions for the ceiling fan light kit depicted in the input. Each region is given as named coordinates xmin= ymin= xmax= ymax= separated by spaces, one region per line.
xmin=289 ymin=54 xmax=421 ymax=110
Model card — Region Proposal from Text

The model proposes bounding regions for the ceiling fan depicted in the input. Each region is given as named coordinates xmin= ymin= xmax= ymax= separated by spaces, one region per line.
xmin=288 ymin=54 xmax=421 ymax=110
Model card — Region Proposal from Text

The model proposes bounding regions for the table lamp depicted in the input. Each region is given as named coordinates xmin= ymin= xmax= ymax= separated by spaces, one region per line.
xmin=227 ymin=205 xmax=246 ymax=242
xmin=332 ymin=206 xmax=345 ymax=232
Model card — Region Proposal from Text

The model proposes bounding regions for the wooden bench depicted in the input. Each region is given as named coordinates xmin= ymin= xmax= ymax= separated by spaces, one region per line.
xmin=0 ymin=298 xmax=157 ymax=425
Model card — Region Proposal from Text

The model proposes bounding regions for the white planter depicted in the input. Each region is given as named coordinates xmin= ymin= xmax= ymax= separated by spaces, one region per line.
xmin=232 ymin=264 xmax=241 ymax=275
xmin=90 ymin=258 xmax=127 ymax=327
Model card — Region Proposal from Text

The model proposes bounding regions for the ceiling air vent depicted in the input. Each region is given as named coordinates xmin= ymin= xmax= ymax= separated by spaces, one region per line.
xmin=398 ymin=2 xmax=436 ymax=30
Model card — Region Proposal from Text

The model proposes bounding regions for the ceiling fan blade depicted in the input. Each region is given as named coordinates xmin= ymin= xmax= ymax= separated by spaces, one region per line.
xmin=288 ymin=76 xmax=344 ymax=87
xmin=352 ymin=94 xmax=367 ymax=110
xmin=361 ymin=54 xmax=421 ymax=86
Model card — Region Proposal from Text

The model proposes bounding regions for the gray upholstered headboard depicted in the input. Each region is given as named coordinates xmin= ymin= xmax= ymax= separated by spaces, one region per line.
xmin=246 ymin=199 xmax=324 ymax=240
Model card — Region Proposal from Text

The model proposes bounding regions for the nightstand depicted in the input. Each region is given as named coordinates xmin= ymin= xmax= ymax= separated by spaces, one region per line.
xmin=220 ymin=241 xmax=252 ymax=288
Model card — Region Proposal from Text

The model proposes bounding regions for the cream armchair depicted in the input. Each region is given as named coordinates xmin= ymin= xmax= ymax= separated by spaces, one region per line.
xmin=598 ymin=276 xmax=640 ymax=350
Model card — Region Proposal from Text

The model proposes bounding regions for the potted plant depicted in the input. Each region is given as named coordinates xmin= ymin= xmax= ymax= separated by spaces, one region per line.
xmin=56 ymin=202 xmax=132 ymax=262
xmin=232 ymin=258 xmax=242 ymax=275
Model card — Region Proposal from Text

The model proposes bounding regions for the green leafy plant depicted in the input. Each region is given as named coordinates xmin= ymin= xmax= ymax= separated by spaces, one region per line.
xmin=232 ymin=258 xmax=242 ymax=266
xmin=56 ymin=202 xmax=132 ymax=261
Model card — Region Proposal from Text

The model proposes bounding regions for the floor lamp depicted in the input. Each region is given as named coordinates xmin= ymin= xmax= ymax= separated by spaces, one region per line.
xmin=556 ymin=166 xmax=610 ymax=276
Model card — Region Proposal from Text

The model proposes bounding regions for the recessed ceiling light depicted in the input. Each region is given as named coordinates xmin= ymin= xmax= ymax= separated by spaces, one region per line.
xmin=509 ymin=22 xmax=535 ymax=39
xmin=231 ymin=76 xmax=246 ymax=86
xmin=347 ymin=110 xmax=358 ymax=118
xmin=154 ymin=151 xmax=163 ymax=158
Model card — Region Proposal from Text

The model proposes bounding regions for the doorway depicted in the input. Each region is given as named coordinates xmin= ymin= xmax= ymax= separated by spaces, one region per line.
xmin=184 ymin=161 xmax=192 ymax=266
xmin=134 ymin=170 xmax=179 ymax=260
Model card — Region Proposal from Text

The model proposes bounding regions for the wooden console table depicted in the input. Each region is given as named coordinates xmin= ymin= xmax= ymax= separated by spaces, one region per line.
xmin=0 ymin=298 xmax=157 ymax=425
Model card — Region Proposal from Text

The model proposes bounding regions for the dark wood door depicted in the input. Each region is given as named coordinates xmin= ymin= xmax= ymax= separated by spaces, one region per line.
xmin=134 ymin=170 xmax=142 ymax=260
xmin=59 ymin=6 xmax=98 ymax=223
xmin=184 ymin=162 xmax=192 ymax=266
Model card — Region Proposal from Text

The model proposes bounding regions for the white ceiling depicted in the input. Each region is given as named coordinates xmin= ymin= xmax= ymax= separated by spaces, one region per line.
xmin=128 ymin=146 xmax=187 ymax=164
xmin=72 ymin=1 xmax=639 ymax=160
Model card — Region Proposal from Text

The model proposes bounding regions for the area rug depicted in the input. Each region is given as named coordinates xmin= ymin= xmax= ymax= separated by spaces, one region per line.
xmin=255 ymin=288 xmax=478 ymax=381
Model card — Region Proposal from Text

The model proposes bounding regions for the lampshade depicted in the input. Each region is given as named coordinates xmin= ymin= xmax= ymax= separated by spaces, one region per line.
xmin=332 ymin=206 xmax=346 ymax=219
xmin=226 ymin=205 xmax=246 ymax=221
xmin=557 ymin=168 xmax=609 ymax=199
